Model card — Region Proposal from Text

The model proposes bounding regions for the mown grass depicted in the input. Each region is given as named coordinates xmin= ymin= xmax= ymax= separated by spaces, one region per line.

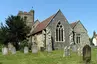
xmin=0 ymin=48 xmax=97 ymax=64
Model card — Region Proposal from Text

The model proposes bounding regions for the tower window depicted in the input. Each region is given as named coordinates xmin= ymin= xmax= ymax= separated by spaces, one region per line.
xmin=24 ymin=16 xmax=27 ymax=20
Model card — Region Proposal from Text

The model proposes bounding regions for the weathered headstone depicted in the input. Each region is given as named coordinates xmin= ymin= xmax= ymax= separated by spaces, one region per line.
xmin=63 ymin=46 xmax=67 ymax=57
xmin=32 ymin=45 xmax=38 ymax=53
xmin=63 ymin=46 xmax=70 ymax=57
xmin=11 ymin=47 xmax=16 ymax=54
xmin=8 ymin=43 xmax=13 ymax=51
xmin=2 ymin=47 xmax=8 ymax=55
xmin=24 ymin=46 xmax=28 ymax=54
xmin=72 ymin=45 xmax=77 ymax=52
xmin=83 ymin=45 xmax=91 ymax=63
xmin=47 ymin=43 xmax=52 ymax=52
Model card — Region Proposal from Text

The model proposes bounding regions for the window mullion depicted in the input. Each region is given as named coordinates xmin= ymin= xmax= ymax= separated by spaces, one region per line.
xmin=62 ymin=29 xmax=63 ymax=41
xmin=60 ymin=28 xmax=62 ymax=41
xmin=59 ymin=28 xmax=60 ymax=41
xmin=58 ymin=28 xmax=59 ymax=41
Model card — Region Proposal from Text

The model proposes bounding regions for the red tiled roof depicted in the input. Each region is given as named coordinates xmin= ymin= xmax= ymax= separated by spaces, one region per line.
xmin=32 ymin=14 xmax=55 ymax=34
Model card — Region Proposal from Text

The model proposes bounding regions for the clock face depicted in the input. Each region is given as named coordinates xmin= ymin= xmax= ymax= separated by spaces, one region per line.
xmin=93 ymin=38 xmax=97 ymax=46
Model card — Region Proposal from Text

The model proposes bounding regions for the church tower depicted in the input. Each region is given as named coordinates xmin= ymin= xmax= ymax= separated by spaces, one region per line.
xmin=18 ymin=10 xmax=34 ymax=28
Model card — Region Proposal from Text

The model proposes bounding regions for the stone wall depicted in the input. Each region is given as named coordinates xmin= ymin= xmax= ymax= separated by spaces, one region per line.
xmin=74 ymin=21 xmax=90 ymax=47
xmin=34 ymin=33 xmax=44 ymax=50
xmin=47 ymin=10 xmax=71 ymax=50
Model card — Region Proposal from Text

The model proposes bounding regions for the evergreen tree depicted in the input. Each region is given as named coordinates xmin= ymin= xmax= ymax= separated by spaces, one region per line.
xmin=0 ymin=15 xmax=31 ymax=50
xmin=0 ymin=23 xmax=9 ymax=46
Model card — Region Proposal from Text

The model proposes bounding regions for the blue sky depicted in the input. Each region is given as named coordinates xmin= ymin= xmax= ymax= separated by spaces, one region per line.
xmin=0 ymin=0 xmax=97 ymax=37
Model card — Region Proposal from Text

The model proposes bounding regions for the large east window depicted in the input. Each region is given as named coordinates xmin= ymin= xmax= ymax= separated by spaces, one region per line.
xmin=56 ymin=22 xmax=64 ymax=42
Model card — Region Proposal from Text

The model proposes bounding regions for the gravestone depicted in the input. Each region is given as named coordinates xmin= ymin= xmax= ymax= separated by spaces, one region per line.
xmin=47 ymin=43 xmax=52 ymax=53
xmin=63 ymin=46 xmax=70 ymax=57
xmin=11 ymin=47 xmax=16 ymax=54
xmin=2 ymin=47 xmax=8 ymax=55
xmin=32 ymin=44 xmax=38 ymax=53
xmin=24 ymin=46 xmax=28 ymax=54
xmin=83 ymin=45 xmax=91 ymax=63
xmin=72 ymin=45 xmax=77 ymax=52
xmin=8 ymin=43 xmax=13 ymax=51
xmin=63 ymin=46 xmax=67 ymax=57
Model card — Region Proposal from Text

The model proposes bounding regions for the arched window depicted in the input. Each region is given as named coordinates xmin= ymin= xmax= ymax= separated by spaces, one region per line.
xmin=76 ymin=34 xmax=80 ymax=43
xmin=56 ymin=22 xmax=64 ymax=42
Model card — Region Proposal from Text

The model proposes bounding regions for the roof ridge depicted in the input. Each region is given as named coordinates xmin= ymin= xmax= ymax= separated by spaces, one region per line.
xmin=32 ymin=13 xmax=56 ymax=34
xmin=45 ymin=10 xmax=61 ymax=28
xmin=31 ymin=10 xmax=61 ymax=35
xmin=70 ymin=20 xmax=80 ymax=24
xmin=40 ymin=14 xmax=55 ymax=24
xmin=70 ymin=20 xmax=80 ymax=28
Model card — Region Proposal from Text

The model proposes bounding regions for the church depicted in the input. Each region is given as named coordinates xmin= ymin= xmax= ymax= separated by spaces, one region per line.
xmin=18 ymin=9 xmax=90 ymax=50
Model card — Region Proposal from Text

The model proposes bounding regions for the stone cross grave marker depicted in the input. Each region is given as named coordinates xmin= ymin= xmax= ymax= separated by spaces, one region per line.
xmin=11 ymin=47 xmax=16 ymax=54
xmin=2 ymin=47 xmax=8 ymax=55
xmin=24 ymin=46 xmax=29 ymax=54
xmin=83 ymin=45 xmax=91 ymax=63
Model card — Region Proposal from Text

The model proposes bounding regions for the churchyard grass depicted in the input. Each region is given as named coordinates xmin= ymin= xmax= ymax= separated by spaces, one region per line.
xmin=0 ymin=48 xmax=97 ymax=64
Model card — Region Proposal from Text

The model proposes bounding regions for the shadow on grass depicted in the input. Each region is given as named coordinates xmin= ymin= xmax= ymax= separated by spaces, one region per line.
xmin=79 ymin=60 xmax=96 ymax=64
xmin=0 ymin=62 xmax=2 ymax=64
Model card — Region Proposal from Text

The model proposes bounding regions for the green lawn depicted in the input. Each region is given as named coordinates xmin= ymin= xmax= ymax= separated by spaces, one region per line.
xmin=0 ymin=48 xmax=97 ymax=64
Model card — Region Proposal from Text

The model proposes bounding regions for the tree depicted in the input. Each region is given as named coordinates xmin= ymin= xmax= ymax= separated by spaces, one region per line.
xmin=0 ymin=23 xmax=9 ymax=46
xmin=1 ymin=15 xmax=31 ymax=50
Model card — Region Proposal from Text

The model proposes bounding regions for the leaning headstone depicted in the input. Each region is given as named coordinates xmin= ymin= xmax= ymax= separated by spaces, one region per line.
xmin=83 ymin=45 xmax=91 ymax=63
xmin=32 ymin=45 xmax=38 ymax=53
xmin=24 ymin=46 xmax=28 ymax=54
xmin=11 ymin=47 xmax=16 ymax=54
xmin=2 ymin=47 xmax=8 ymax=55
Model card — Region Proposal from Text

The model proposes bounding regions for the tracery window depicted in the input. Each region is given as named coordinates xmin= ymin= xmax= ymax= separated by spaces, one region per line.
xmin=56 ymin=22 xmax=64 ymax=42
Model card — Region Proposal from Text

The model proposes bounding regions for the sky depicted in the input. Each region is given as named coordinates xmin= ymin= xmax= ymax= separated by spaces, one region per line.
xmin=0 ymin=0 xmax=97 ymax=37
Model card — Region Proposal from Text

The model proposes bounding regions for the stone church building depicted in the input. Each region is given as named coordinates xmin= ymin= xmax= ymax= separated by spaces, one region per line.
xmin=18 ymin=9 xmax=90 ymax=50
